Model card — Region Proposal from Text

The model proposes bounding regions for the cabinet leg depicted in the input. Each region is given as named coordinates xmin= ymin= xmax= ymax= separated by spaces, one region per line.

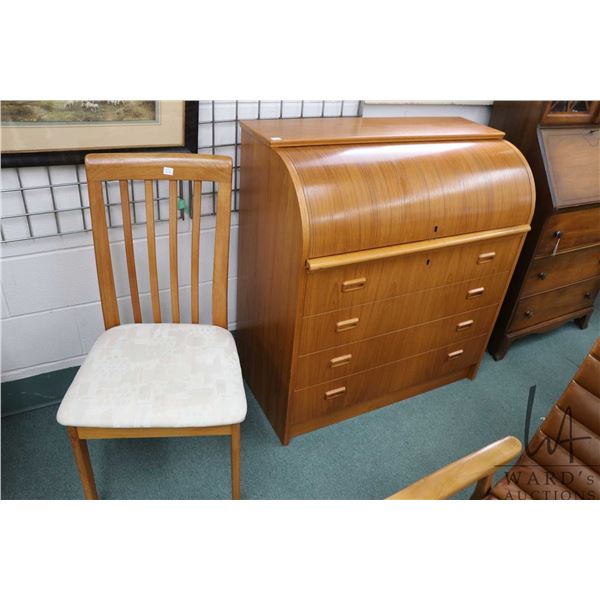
xmin=575 ymin=313 xmax=592 ymax=330
xmin=490 ymin=336 xmax=512 ymax=361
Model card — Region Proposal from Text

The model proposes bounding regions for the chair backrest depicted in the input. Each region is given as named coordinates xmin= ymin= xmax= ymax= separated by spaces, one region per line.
xmin=85 ymin=152 xmax=233 ymax=330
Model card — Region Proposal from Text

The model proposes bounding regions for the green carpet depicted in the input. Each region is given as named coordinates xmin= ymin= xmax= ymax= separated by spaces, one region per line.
xmin=2 ymin=309 xmax=598 ymax=500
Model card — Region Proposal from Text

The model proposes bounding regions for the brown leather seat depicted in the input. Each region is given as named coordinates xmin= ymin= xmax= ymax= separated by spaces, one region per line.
xmin=487 ymin=337 xmax=600 ymax=500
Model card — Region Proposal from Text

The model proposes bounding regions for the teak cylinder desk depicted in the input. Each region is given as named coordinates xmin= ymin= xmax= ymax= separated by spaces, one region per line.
xmin=236 ymin=117 xmax=535 ymax=444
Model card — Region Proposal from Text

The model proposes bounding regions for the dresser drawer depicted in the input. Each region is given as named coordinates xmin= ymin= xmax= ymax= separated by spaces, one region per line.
xmin=521 ymin=245 xmax=600 ymax=297
xmin=509 ymin=277 xmax=600 ymax=332
xmin=535 ymin=208 xmax=600 ymax=257
xmin=303 ymin=235 xmax=522 ymax=315
xmin=295 ymin=304 xmax=498 ymax=389
xmin=299 ymin=271 xmax=510 ymax=354
xmin=291 ymin=335 xmax=487 ymax=425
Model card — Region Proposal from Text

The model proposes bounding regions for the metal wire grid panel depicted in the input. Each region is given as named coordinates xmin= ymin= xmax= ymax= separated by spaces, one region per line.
xmin=0 ymin=100 xmax=363 ymax=243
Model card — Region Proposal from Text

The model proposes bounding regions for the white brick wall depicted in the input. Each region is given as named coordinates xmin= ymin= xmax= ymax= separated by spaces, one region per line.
xmin=0 ymin=101 xmax=492 ymax=381
xmin=361 ymin=101 xmax=492 ymax=122
xmin=1 ymin=213 xmax=238 ymax=380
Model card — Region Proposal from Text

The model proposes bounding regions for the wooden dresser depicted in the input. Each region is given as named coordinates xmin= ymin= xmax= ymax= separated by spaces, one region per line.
xmin=236 ymin=117 xmax=535 ymax=444
xmin=488 ymin=102 xmax=600 ymax=360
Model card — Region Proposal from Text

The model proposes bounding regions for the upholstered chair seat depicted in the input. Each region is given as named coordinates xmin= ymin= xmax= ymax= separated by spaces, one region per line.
xmin=57 ymin=324 xmax=246 ymax=429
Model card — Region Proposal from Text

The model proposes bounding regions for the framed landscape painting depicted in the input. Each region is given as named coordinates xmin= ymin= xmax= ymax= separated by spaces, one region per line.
xmin=0 ymin=100 xmax=199 ymax=167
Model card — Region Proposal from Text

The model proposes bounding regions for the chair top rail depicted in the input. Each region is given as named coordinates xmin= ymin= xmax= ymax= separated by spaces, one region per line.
xmin=85 ymin=153 xmax=232 ymax=184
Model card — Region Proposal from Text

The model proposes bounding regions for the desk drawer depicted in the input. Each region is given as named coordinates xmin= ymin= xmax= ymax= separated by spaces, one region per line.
xmin=292 ymin=335 xmax=487 ymax=425
xmin=299 ymin=272 xmax=510 ymax=354
xmin=509 ymin=277 xmax=600 ymax=331
xmin=521 ymin=245 xmax=600 ymax=297
xmin=535 ymin=208 xmax=600 ymax=257
xmin=295 ymin=304 xmax=498 ymax=389
xmin=304 ymin=235 xmax=522 ymax=315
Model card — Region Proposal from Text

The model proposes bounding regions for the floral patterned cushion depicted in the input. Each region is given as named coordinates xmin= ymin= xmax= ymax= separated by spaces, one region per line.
xmin=57 ymin=324 xmax=247 ymax=428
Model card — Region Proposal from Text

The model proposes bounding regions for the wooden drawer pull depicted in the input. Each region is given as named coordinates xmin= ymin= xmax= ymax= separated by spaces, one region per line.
xmin=325 ymin=386 xmax=347 ymax=400
xmin=477 ymin=251 xmax=496 ymax=264
xmin=447 ymin=349 xmax=464 ymax=360
xmin=342 ymin=277 xmax=367 ymax=292
xmin=330 ymin=354 xmax=352 ymax=368
xmin=466 ymin=287 xmax=485 ymax=299
xmin=456 ymin=319 xmax=474 ymax=331
xmin=336 ymin=317 xmax=359 ymax=332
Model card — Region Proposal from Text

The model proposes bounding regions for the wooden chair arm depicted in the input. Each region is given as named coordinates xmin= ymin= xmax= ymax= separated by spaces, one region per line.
xmin=386 ymin=436 xmax=522 ymax=500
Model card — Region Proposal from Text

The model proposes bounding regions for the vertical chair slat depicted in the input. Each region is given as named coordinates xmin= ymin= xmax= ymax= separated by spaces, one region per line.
xmin=85 ymin=154 xmax=232 ymax=331
xmin=212 ymin=178 xmax=232 ymax=328
xmin=144 ymin=180 xmax=161 ymax=323
xmin=169 ymin=180 xmax=180 ymax=323
xmin=88 ymin=181 xmax=120 ymax=329
xmin=191 ymin=181 xmax=202 ymax=324
xmin=119 ymin=181 xmax=142 ymax=323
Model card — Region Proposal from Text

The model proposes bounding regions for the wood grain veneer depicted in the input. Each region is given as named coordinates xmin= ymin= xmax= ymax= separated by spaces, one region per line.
xmin=303 ymin=233 xmax=522 ymax=315
xmin=240 ymin=116 xmax=503 ymax=147
xmin=278 ymin=141 xmax=533 ymax=258
xmin=235 ymin=135 xmax=306 ymax=439
xmin=295 ymin=304 xmax=499 ymax=388
xmin=237 ymin=117 xmax=534 ymax=443
xmin=299 ymin=272 xmax=511 ymax=354
xmin=291 ymin=335 xmax=488 ymax=424
xmin=305 ymin=225 xmax=529 ymax=271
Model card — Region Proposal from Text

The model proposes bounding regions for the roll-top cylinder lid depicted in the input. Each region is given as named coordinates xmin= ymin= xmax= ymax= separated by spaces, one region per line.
xmin=242 ymin=117 xmax=535 ymax=258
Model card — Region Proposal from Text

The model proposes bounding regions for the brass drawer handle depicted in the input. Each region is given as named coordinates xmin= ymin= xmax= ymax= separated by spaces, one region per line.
xmin=477 ymin=252 xmax=496 ymax=264
xmin=342 ymin=277 xmax=367 ymax=292
xmin=524 ymin=310 xmax=534 ymax=319
xmin=448 ymin=349 xmax=464 ymax=360
xmin=552 ymin=230 xmax=561 ymax=256
xmin=456 ymin=319 xmax=474 ymax=331
xmin=466 ymin=287 xmax=485 ymax=299
xmin=330 ymin=354 xmax=352 ymax=368
xmin=325 ymin=386 xmax=347 ymax=400
xmin=336 ymin=317 xmax=359 ymax=332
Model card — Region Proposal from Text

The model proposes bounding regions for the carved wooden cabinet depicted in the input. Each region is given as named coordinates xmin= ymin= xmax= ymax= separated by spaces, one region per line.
xmin=236 ymin=117 xmax=535 ymax=443
xmin=488 ymin=102 xmax=600 ymax=360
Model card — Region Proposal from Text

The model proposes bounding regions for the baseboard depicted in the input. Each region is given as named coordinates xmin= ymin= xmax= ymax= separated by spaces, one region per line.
xmin=2 ymin=355 xmax=86 ymax=383
xmin=1 ymin=366 xmax=79 ymax=417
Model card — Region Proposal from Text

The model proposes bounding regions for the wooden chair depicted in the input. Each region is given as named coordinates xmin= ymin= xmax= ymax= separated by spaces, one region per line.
xmin=56 ymin=153 xmax=246 ymax=499
xmin=388 ymin=337 xmax=600 ymax=499
xmin=387 ymin=436 xmax=523 ymax=499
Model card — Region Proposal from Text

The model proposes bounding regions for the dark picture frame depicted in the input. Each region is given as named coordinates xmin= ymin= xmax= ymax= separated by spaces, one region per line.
xmin=1 ymin=101 xmax=199 ymax=168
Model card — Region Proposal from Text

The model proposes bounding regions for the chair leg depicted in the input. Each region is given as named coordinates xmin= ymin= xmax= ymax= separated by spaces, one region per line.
xmin=67 ymin=426 xmax=98 ymax=500
xmin=470 ymin=474 xmax=494 ymax=500
xmin=230 ymin=424 xmax=241 ymax=500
